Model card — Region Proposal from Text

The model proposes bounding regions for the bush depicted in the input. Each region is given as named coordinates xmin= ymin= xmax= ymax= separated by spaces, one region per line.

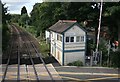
xmin=110 ymin=51 xmax=120 ymax=68
xmin=67 ymin=60 xmax=83 ymax=66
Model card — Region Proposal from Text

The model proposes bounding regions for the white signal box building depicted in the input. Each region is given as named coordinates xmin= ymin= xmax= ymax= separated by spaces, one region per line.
xmin=47 ymin=20 xmax=87 ymax=65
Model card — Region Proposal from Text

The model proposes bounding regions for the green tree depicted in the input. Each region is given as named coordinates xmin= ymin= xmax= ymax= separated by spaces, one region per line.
xmin=21 ymin=6 xmax=28 ymax=15
xmin=30 ymin=2 xmax=96 ymax=37
xmin=19 ymin=6 xmax=29 ymax=27
xmin=1 ymin=2 xmax=10 ymax=50
xmin=103 ymin=3 xmax=120 ymax=45
xmin=19 ymin=13 xmax=29 ymax=27
xmin=30 ymin=2 xmax=57 ymax=36
xmin=110 ymin=51 xmax=120 ymax=68
xmin=10 ymin=14 xmax=20 ymax=23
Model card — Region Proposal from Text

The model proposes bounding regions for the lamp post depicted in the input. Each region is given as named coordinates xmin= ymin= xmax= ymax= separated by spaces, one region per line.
xmin=94 ymin=0 xmax=103 ymax=65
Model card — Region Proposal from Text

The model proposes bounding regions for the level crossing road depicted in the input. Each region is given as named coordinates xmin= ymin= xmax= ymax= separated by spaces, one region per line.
xmin=55 ymin=66 xmax=120 ymax=82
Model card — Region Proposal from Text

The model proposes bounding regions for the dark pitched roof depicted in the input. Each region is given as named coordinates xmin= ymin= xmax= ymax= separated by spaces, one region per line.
xmin=48 ymin=20 xmax=77 ymax=34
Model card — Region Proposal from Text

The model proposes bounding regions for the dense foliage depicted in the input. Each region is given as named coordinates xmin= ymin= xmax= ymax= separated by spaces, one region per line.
xmin=67 ymin=60 xmax=83 ymax=66
xmin=104 ymin=3 xmax=120 ymax=42
xmin=1 ymin=2 xmax=11 ymax=51
xmin=30 ymin=2 xmax=99 ymax=37
xmin=18 ymin=6 xmax=29 ymax=27
xmin=110 ymin=51 xmax=120 ymax=68
xmin=10 ymin=14 xmax=20 ymax=23
xmin=30 ymin=2 xmax=120 ymax=41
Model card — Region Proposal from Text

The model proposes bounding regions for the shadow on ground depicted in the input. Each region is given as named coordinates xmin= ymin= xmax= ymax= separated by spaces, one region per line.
xmin=2 ymin=56 xmax=61 ymax=66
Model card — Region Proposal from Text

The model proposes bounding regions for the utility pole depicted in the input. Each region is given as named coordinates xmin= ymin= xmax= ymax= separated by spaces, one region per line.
xmin=95 ymin=0 xmax=103 ymax=65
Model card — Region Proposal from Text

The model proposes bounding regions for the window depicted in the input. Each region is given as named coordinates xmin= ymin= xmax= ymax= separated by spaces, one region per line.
xmin=81 ymin=36 xmax=84 ymax=42
xmin=51 ymin=32 xmax=53 ymax=38
xmin=57 ymin=51 xmax=60 ymax=60
xmin=76 ymin=36 xmax=80 ymax=42
xmin=52 ymin=47 xmax=53 ymax=54
xmin=66 ymin=36 xmax=74 ymax=43
xmin=66 ymin=37 xmax=69 ymax=42
xmin=60 ymin=36 xmax=62 ymax=41
xmin=57 ymin=34 xmax=62 ymax=42
xmin=76 ymin=36 xmax=84 ymax=42
xmin=70 ymin=37 xmax=74 ymax=42
xmin=57 ymin=34 xmax=59 ymax=40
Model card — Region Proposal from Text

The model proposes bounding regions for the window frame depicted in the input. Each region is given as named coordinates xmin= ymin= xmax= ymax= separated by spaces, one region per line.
xmin=66 ymin=36 xmax=69 ymax=42
xmin=65 ymin=36 xmax=75 ymax=43
xmin=70 ymin=37 xmax=74 ymax=42
xmin=76 ymin=36 xmax=80 ymax=42
xmin=80 ymin=36 xmax=84 ymax=42
xmin=57 ymin=34 xmax=62 ymax=42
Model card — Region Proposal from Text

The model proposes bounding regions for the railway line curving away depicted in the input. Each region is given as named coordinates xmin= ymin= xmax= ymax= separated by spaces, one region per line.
xmin=2 ymin=24 xmax=62 ymax=82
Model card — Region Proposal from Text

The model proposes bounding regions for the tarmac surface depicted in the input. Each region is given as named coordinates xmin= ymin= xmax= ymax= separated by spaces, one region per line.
xmin=54 ymin=65 xmax=120 ymax=82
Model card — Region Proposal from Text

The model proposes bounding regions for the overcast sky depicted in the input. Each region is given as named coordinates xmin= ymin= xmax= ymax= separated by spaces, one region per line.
xmin=1 ymin=0 xmax=119 ymax=15
xmin=1 ymin=0 xmax=43 ymax=15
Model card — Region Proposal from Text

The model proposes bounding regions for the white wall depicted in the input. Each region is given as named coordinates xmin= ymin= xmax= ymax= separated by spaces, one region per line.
xmin=50 ymin=31 xmax=63 ymax=65
xmin=64 ymin=51 xmax=85 ymax=65
xmin=45 ymin=30 xmax=50 ymax=39
xmin=64 ymin=25 xmax=86 ymax=50
xmin=55 ymin=49 xmax=62 ymax=64
xmin=65 ymin=43 xmax=85 ymax=50
xmin=65 ymin=25 xmax=86 ymax=36
xmin=50 ymin=31 xmax=56 ymax=56
xmin=64 ymin=25 xmax=86 ymax=65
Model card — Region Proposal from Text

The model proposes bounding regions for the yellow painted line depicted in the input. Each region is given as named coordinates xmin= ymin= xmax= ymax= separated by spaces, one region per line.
xmin=61 ymin=76 xmax=91 ymax=82
xmin=58 ymin=72 xmax=119 ymax=76
xmin=47 ymin=64 xmax=63 ymax=80
xmin=61 ymin=76 xmax=81 ymax=81
xmin=7 ymin=75 xmax=17 ymax=79
xmin=62 ymin=75 xmax=119 ymax=82
xmin=61 ymin=74 xmax=119 ymax=82
xmin=87 ymin=76 xmax=119 ymax=81
xmin=19 ymin=76 xmax=27 ymax=79
xmin=38 ymin=74 xmax=49 ymax=76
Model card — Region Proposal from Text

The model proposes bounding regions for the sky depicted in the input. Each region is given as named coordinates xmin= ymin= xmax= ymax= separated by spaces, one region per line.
xmin=1 ymin=0 xmax=119 ymax=15
xmin=1 ymin=0 xmax=43 ymax=15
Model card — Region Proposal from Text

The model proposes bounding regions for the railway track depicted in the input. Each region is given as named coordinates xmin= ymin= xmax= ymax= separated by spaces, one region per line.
xmin=20 ymin=28 xmax=54 ymax=81
xmin=2 ymin=24 xmax=62 ymax=82
xmin=2 ymin=24 xmax=21 ymax=82
xmin=20 ymin=31 xmax=40 ymax=81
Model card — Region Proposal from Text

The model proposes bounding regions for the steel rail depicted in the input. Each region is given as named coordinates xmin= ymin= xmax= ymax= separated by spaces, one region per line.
xmin=14 ymin=25 xmax=40 ymax=81
xmin=11 ymin=24 xmax=21 ymax=81
xmin=2 ymin=25 xmax=17 ymax=82
xmin=17 ymin=45 xmax=20 ymax=81
xmin=22 ymin=36 xmax=40 ymax=81
xmin=14 ymin=24 xmax=55 ymax=82
xmin=31 ymin=42 xmax=54 ymax=81
xmin=24 ymin=32 xmax=54 ymax=81
xmin=2 ymin=43 xmax=12 ymax=82
xmin=17 ymin=27 xmax=40 ymax=81
xmin=17 ymin=27 xmax=30 ymax=81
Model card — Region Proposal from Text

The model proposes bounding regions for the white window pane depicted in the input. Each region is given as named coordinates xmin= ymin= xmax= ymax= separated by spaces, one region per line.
xmin=81 ymin=36 xmax=84 ymax=42
xmin=76 ymin=36 xmax=80 ymax=42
